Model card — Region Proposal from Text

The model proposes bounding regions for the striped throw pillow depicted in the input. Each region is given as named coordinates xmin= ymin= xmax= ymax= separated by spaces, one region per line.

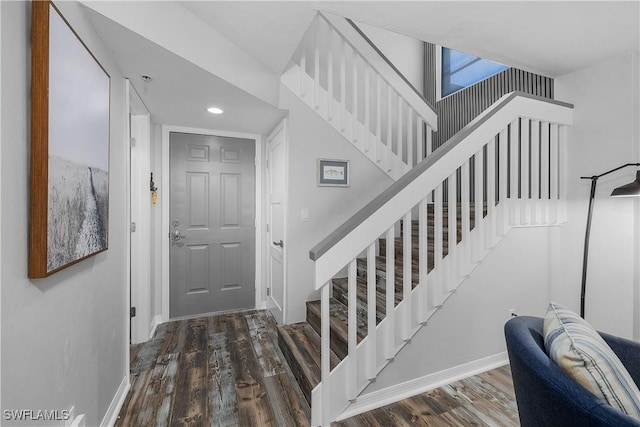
xmin=544 ymin=302 xmax=640 ymax=419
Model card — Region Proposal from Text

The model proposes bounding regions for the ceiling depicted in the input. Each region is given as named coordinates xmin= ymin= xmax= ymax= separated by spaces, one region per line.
xmin=84 ymin=1 xmax=639 ymax=135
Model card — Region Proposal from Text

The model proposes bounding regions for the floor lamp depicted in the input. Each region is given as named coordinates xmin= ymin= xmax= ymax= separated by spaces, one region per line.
xmin=580 ymin=163 xmax=640 ymax=318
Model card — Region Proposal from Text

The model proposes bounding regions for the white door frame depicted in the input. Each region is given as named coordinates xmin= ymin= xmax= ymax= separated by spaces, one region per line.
xmin=128 ymin=81 xmax=153 ymax=344
xmin=161 ymin=125 xmax=264 ymax=321
xmin=266 ymin=119 xmax=288 ymax=324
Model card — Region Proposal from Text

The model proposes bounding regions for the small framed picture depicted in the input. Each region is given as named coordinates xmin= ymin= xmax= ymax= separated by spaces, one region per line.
xmin=317 ymin=159 xmax=350 ymax=187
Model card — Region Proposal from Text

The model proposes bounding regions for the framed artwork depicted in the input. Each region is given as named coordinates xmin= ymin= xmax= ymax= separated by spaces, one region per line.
xmin=317 ymin=159 xmax=350 ymax=187
xmin=29 ymin=1 xmax=111 ymax=278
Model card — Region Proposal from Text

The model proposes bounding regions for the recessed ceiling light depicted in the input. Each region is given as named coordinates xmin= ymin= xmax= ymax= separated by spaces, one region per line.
xmin=207 ymin=107 xmax=224 ymax=115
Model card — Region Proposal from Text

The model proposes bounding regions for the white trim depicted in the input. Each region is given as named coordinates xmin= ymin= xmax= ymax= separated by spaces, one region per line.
xmin=0 ymin=1 xmax=4 ymax=417
xmin=265 ymin=119 xmax=289 ymax=324
xmin=149 ymin=315 xmax=163 ymax=339
xmin=99 ymin=375 xmax=130 ymax=427
xmin=336 ymin=352 xmax=509 ymax=421
xmin=129 ymin=88 xmax=152 ymax=344
xmin=435 ymin=45 xmax=442 ymax=101
xmin=123 ymin=81 xmax=132 ymax=412
xmin=161 ymin=125 xmax=264 ymax=322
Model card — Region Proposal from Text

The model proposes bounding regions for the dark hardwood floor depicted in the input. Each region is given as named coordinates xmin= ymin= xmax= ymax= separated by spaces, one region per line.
xmin=115 ymin=310 xmax=518 ymax=426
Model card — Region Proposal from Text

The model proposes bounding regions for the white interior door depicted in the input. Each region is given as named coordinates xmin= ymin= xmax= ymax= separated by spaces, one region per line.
xmin=267 ymin=122 xmax=287 ymax=324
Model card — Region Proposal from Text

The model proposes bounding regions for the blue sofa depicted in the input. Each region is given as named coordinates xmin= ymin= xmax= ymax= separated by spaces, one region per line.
xmin=504 ymin=316 xmax=640 ymax=427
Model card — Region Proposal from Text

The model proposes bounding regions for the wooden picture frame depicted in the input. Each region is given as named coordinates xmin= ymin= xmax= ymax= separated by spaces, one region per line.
xmin=29 ymin=1 xmax=111 ymax=278
xmin=317 ymin=159 xmax=350 ymax=187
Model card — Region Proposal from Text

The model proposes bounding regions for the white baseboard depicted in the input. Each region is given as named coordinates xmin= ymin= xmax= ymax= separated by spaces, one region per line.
xmin=336 ymin=351 xmax=509 ymax=421
xmin=149 ymin=315 xmax=163 ymax=339
xmin=100 ymin=375 xmax=130 ymax=427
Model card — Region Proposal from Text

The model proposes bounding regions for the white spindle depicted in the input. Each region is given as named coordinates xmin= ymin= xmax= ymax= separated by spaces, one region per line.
xmin=474 ymin=150 xmax=484 ymax=261
xmin=540 ymin=122 xmax=550 ymax=224
xmin=447 ymin=173 xmax=457 ymax=292
xmin=313 ymin=19 xmax=320 ymax=110
xmin=299 ymin=44 xmax=307 ymax=99
xmin=397 ymin=99 xmax=404 ymax=166
xmin=486 ymin=138 xmax=497 ymax=248
xmin=530 ymin=120 xmax=540 ymax=224
xmin=327 ymin=27 xmax=334 ymax=122
xmin=366 ymin=244 xmax=377 ymax=379
xmin=550 ymin=123 xmax=559 ymax=224
xmin=402 ymin=212 xmax=412 ymax=339
xmin=347 ymin=260 xmax=357 ymax=400
xmin=375 ymin=74 xmax=382 ymax=164
xmin=352 ymin=50 xmax=359 ymax=144
xmin=509 ymin=119 xmax=519 ymax=225
xmin=364 ymin=66 xmax=370 ymax=153
xmin=419 ymin=198 xmax=428 ymax=322
xmin=321 ymin=283 xmax=330 ymax=425
xmin=416 ymin=119 xmax=424 ymax=163
xmin=407 ymin=110 xmax=414 ymax=168
xmin=461 ymin=160 xmax=471 ymax=276
xmin=385 ymin=226 xmax=395 ymax=359
xmin=498 ymin=128 xmax=509 ymax=235
xmin=426 ymin=125 xmax=433 ymax=157
xmin=339 ymin=38 xmax=346 ymax=132
xmin=521 ymin=118 xmax=530 ymax=224
xmin=386 ymin=86 xmax=393 ymax=172
xmin=433 ymin=183 xmax=444 ymax=305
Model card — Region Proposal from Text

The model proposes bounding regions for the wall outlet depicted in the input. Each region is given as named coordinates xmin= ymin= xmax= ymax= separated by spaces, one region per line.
xmin=509 ymin=308 xmax=517 ymax=318
xmin=64 ymin=406 xmax=75 ymax=427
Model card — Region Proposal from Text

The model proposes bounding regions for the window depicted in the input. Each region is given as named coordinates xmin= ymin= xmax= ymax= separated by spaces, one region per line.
xmin=440 ymin=47 xmax=508 ymax=98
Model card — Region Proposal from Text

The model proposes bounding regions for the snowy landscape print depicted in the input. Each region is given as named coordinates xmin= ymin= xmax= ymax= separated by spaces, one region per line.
xmin=45 ymin=5 xmax=110 ymax=273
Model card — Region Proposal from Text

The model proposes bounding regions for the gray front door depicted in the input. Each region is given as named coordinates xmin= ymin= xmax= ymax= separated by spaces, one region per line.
xmin=169 ymin=132 xmax=255 ymax=318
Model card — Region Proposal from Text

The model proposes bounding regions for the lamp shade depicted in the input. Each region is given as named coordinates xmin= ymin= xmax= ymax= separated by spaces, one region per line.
xmin=611 ymin=171 xmax=640 ymax=197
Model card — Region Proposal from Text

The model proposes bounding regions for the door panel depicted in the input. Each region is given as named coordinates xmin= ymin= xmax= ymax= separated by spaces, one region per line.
xmin=267 ymin=124 xmax=286 ymax=324
xmin=170 ymin=132 xmax=255 ymax=318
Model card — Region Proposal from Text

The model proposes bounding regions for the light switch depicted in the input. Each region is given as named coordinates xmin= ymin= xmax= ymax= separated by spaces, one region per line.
xmin=301 ymin=208 xmax=309 ymax=222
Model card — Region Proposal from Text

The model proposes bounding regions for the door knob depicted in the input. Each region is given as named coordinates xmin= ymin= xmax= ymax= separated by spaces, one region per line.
xmin=273 ymin=240 xmax=283 ymax=248
xmin=171 ymin=230 xmax=182 ymax=241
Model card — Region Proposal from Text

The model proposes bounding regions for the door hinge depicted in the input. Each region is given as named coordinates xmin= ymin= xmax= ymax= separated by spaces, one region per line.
xmin=130 ymin=222 xmax=136 ymax=232
xmin=130 ymin=307 xmax=136 ymax=318
xmin=266 ymin=287 xmax=271 ymax=296
xmin=266 ymin=159 xmax=269 ymax=169
xmin=266 ymin=223 xmax=269 ymax=232
xmin=130 ymin=137 xmax=136 ymax=148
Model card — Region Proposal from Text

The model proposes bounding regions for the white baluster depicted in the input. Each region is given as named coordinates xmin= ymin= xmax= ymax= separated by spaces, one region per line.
xmin=385 ymin=226 xmax=395 ymax=359
xmin=520 ymin=118 xmax=530 ymax=224
xmin=339 ymin=38 xmax=346 ymax=132
xmin=447 ymin=172 xmax=457 ymax=292
xmin=321 ymin=283 xmax=331 ymax=426
xmin=407 ymin=110 xmax=414 ymax=169
xmin=426 ymin=125 xmax=433 ymax=157
xmin=398 ymin=99 xmax=404 ymax=168
xmin=366 ymin=244 xmax=377 ymax=379
xmin=474 ymin=149 xmax=485 ymax=261
xmin=549 ymin=123 xmax=559 ymax=224
xmin=509 ymin=119 xmax=519 ymax=226
xmin=419 ymin=198 xmax=428 ymax=323
xmin=299 ymin=42 xmax=307 ymax=99
xmin=364 ymin=65 xmax=370 ymax=153
xmin=347 ymin=260 xmax=357 ymax=400
xmin=416 ymin=119 xmax=424 ymax=163
xmin=352 ymin=49 xmax=359 ymax=144
xmin=486 ymin=138 xmax=497 ymax=248
xmin=498 ymin=128 xmax=509 ymax=235
xmin=376 ymin=75 xmax=382 ymax=164
xmin=327 ymin=26 xmax=334 ymax=122
xmin=402 ymin=212 xmax=412 ymax=340
xmin=313 ymin=18 xmax=320 ymax=110
xmin=530 ymin=120 xmax=540 ymax=224
xmin=540 ymin=122 xmax=550 ymax=224
xmin=386 ymin=86 xmax=393 ymax=172
xmin=433 ymin=182 xmax=444 ymax=306
xmin=461 ymin=160 xmax=471 ymax=276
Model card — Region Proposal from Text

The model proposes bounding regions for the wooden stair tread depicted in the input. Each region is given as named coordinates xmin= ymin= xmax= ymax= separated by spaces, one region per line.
xmin=332 ymin=276 xmax=398 ymax=320
xmin=277 ymin=322 xmax=339 ymax=405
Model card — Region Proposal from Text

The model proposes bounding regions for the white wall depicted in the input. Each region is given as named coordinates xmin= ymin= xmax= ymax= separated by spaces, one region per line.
xmin=280 ymin=85 xmax=394 ymax=322
xmin=551 ymin=51 xmax=640 ymax=338
xmin=364 ymin=227 xmax=552 ymax=394
xmin=356 ymin=21 xmax=424 ymax=95
xmin=1 ymin=2 xmax=128 ymax=425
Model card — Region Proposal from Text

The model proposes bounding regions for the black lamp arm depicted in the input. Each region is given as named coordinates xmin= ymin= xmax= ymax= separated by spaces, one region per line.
xmin=579 ymin=162 xmax=640 ymax=319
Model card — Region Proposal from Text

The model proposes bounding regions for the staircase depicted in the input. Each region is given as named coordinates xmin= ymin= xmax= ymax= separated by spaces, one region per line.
xmin=278 ymin=11 xmax=574 ymax=426
xmin=277 ymin=203 xmax=484 ymax=404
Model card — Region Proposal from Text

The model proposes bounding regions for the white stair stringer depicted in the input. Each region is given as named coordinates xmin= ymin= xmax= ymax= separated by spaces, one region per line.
xmin=282 ymin=63 xmax=408 ymax=180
